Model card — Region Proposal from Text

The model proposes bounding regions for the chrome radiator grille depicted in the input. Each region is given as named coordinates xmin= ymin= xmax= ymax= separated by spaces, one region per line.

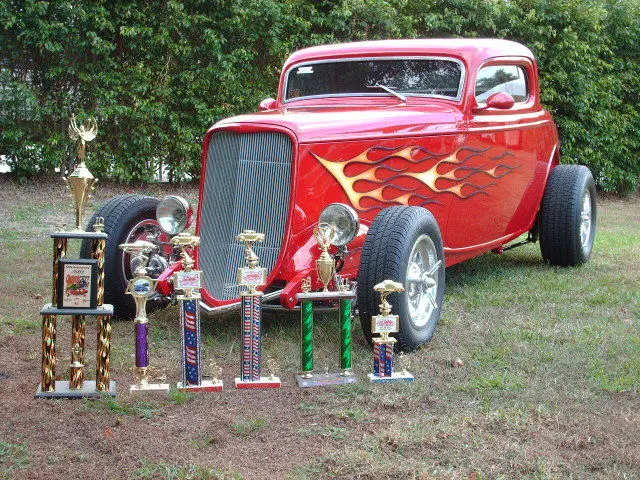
xmin=198 ymin=130 xmax=293 ymax=300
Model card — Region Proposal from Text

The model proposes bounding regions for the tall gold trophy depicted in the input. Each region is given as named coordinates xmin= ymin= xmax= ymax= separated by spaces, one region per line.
xmin=36 ymin=115 xmax=115 ymax=399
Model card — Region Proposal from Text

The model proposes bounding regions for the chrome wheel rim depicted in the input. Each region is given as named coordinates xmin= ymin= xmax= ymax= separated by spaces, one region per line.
xmin=121 ymin=219 xmax=170 ymax=281
xmin=405 ymin=234 xmax=441 ymax=328
xmin=580 ymin=191 xmax=592 ymax=249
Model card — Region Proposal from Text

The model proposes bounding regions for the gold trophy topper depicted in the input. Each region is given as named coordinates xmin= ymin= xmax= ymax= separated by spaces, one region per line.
xmin=236 ymin=230 xmax=266 ymax=294
xmin=170 ymin=233 xmax=201 ymax=298
xmin=301 ymin=276 xmax=312 ymax=293
xmin=171 ymin=233 xmax=201 ymax=271
xmin=374 ymin=280 xmax=405 ymax=316
xmin=313 ymin=223 xmax=336 ymax=292
xmin=64 ymin=114 xmax=98 ymax=231
xmin=236 ymin=230 xmax=265 ymax=268
xmin=373 ymin=280 xmax=405 ymax=341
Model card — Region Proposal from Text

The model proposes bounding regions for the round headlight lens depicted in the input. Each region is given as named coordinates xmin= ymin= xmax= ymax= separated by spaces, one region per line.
xmin=156 ymin=195 xmax=193 ymax=235
xmin=318 ymin=203 xmax=360 ymax=246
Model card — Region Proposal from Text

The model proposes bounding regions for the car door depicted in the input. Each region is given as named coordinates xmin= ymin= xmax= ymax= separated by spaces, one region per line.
xmin=444 ymin=58 xmax=545 ymax=250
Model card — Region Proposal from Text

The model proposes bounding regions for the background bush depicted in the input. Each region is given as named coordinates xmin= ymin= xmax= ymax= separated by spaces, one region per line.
xmin=0 ymin=0 xmax=638 ymax=192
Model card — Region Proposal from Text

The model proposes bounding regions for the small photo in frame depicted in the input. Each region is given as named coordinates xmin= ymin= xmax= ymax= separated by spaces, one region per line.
xmin=57 ymin=259 xmax=98 ymax=309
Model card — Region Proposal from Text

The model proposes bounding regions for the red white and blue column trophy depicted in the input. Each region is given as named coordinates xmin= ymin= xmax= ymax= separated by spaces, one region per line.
xmin=235 ymin=230 xmax=281 ymax=389
xmin=172 ymin=233 xmax=223 ymax=392
xmin=368 ymin=280 xmax=414 ymax=383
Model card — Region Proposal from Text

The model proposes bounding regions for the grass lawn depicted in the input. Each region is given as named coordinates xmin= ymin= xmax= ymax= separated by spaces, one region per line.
xmin=0 ymin=176 xmax=638 ymax=479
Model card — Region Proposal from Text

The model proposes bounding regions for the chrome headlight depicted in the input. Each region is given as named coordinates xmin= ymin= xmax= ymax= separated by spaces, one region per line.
xmin=156 ymin=195 xmax=193 ymax=235
xmin=318 ymin=203 xmax=359 ymax=246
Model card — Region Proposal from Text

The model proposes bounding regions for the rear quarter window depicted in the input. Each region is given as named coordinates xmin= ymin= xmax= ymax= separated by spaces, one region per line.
xmin=475 ymin=65 xmax=528 ymax=103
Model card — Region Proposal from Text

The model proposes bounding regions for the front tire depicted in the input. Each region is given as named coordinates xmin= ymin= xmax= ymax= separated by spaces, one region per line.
xmin=357 ymin=206 xmax=445 ymax=351
xmin=80 ymin=195 xmax=168 ymax=318
xmin=539 ymin=165 xmax=597 ymax=266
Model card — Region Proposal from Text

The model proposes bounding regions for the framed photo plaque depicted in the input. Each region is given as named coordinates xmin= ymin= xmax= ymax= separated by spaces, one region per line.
xmin=57 ymin=259 xmax=98 ymax=309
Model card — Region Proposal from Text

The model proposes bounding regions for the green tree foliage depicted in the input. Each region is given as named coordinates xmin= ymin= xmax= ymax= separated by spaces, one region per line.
xmin=0 ymin=0 xmax=637 ymax=191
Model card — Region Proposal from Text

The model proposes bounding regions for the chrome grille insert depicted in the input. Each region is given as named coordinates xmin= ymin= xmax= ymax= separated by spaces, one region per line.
xmin=199 ymin=130 xmax=293 ymax=300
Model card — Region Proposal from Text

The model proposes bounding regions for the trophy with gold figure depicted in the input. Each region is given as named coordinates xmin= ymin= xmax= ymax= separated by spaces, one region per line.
xmin=234 ymin=230 xmax=280 ymax=389
xmin=36 ymin=116 xmax=115 ymax=399
xmin=295 ymin=223 xmax=357 ymax=387
xmin=121 ymin=241 xmax=170 ymax=393
xmin=64 ymin=114 xmax=98 ymax=232
xmin=172 ymin=233 xmax=223 ymax=392
xmin=368 ymin=280 xmax=414 ymax=382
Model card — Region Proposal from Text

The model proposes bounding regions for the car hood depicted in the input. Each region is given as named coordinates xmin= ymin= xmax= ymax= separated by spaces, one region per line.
xmin=213 ymin=102 xmax=464 ymax=144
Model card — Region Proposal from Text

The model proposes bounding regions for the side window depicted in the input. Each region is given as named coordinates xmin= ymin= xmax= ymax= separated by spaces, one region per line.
xmin=475 ymin=65 xmax=528 ymax=103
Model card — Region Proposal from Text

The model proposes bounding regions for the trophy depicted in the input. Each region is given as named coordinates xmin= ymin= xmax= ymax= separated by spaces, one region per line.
xmin=64 ymin=114 xmax=98 ymax=232
xmin=35 ymin=115 xmax=116 ymax=399
xmin=121 ymin=241 xmax=170 ymax=393
xmin=172 ymin=233 xmax=222 ymax=392
xmin=234 ymin=230 xmax=281 ymax=389
xmin=36 ymin=217 xmax=116 ymax=398
xmin=295 ymin=225 xmax=357 ymax=388
xmin=313 ymin=223 xmax=336 ymax=292
xmin=367 ymin=280 xmax=414 ymax=382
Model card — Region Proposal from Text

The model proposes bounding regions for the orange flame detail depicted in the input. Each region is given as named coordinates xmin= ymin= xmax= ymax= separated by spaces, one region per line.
xmin=311 ymin=145 xmax=518 ymax=212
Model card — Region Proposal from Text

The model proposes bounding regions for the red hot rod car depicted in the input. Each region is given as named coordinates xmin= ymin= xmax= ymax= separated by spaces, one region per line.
xmin=84 ymin=39 xmax=597 ymax=350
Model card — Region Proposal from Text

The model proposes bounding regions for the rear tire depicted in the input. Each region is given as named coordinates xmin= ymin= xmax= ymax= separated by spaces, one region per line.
xmin=357 ymin=206 xmax=445 ymax=351
xmin=80 ymin=195 xmax=162 ymax=318
xmin=539 ymin=165 xmax=597 ymax=266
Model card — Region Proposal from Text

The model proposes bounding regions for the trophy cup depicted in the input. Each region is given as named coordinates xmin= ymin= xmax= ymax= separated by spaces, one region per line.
xmin=295 ymin=224 xmax=358 ymax=387
xmin=313 ymin=223 xmax=336 ymax=292
xmin=234 ymin=230 xmax=281 ymax=389
xmin=36 ymin=117 xmax=116 ymax=399
xmin=368 ymin=280 xmax=414 ymax=382
xmin=171 ymin=233 xmax=223 ymax=392
xmin=64 ymin=114 xmax=98 ymax=232
xmin=121 ymin=241 xmax=170 ymax=394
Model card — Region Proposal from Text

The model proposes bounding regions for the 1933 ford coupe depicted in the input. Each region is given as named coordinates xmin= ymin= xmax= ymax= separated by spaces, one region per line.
xmin=84 ymin=39 xmax=597 ymax=350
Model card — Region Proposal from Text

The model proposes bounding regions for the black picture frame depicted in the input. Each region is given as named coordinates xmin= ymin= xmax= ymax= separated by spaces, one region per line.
xmin=57 ymin=258 xmax=98 ymax=309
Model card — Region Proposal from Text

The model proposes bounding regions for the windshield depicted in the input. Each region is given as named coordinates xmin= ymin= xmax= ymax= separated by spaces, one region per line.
xmin=285 ymin=58 xmax=464 ymax=101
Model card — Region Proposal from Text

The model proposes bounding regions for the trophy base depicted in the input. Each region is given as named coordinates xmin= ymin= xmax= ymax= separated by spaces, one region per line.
xmin=129 ymin=383 xmax=170 ymax=394
xmin=367 ymin=371 xmax=414 ymax=383
xmin=177 ymin=380 xmax=223 ymax=392
xmin=296 ymin=372 xmax=358 ymax=388
xmin=234 ymin=377 xmax=281 ymax=389
xmin=35 ymin=380 xmax=116 ymax=399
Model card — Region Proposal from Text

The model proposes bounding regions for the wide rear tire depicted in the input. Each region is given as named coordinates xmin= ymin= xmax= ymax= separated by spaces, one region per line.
xmin=80 ymin=195 xmax=163 ymax=318
xmin=357 ymin=206 xmax=445 ymax=351
xmin=539 ymin=165 xmax=597 ymax=266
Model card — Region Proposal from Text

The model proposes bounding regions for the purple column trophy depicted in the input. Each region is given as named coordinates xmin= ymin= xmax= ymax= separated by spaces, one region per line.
xmin=172 ymin=233 xmax=223 ymax=392
xmin=120 ymin=241 xmax=169 ymax=394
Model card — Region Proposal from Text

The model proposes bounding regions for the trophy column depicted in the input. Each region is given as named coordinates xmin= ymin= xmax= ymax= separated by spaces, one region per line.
xmin=234 ymin=230 xmax=280 ymax=389
xmin=92 ymin=224 xmax=111 ymax=391
xmin=69 ymin=315 xmax=86 ymax=389
xmin=40 ymin=237 xmax=68 ymax=392
xmin=368 ymin=280 xmax=414 ymax=383
xmin=300 ymin=298 xmax=314 ymax=378
xmin=339 ymin=299 xmax=352 ymax=374
xmin=172 ymin=233 xmax=223 ymax=392
xmin=121 ymin=242 xmax=169 ymax=394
